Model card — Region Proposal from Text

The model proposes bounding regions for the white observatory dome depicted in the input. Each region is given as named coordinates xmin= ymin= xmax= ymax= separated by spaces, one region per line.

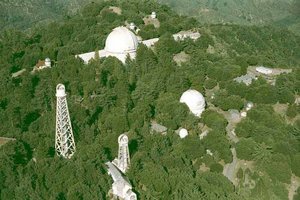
xmin=180 ymin=89 xmax=206 ymax=117
xmin=118 ymin=134 xmax=129 ymax=145
xmin=179 ymin=128 xmax=188 ymax=138
xmin=105 ymin=26 xmax=138 ymax=54
xmin=56 ymin=84 xmax=66 ymax=97
xmin=45 ymin=57 xmax=51 ymax=67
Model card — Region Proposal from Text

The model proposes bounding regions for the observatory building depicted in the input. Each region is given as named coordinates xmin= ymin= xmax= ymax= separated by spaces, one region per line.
xmin=106 ymin=134 xmax=136 ymax=200
xmin=76 ymin=26 xmax=140 ymax=64
xmin=33 ymin=58 xmax=51 ymax=71
xmin=180 ymin=89 xmax=206 ymax=117
xmin=106 ymin=162 xmax=137 ymax=200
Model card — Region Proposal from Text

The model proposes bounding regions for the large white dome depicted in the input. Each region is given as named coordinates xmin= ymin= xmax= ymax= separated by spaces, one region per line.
xmin=180 ymin=89 xmax=206 ymax=117
xmin=105 ymin=26 xmax=138 ymax=54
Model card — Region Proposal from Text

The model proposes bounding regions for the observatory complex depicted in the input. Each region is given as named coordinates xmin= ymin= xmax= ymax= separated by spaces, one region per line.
xmin=76 ymin=17 xmax=200 ymax=64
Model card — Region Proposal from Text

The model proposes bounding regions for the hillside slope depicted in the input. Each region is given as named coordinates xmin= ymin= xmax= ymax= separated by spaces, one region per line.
xmin=1 ymin=0 xmax=299 ymax=35
xmin=159 ymin=0 xmax=300 ymax=35
xmin=0 ymin=0 xmax=94 ymax=30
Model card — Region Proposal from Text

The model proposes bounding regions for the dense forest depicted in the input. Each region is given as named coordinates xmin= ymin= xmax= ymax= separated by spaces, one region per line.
xmin=0 ymin=0 xmax=300 ymax=199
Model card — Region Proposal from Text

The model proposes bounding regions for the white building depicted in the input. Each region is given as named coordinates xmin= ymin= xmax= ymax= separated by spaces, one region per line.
xmin=234 ymin=74 xmax=256 ymax=86
xmin=180 ymin=89 xmax=206 ymax=117
xmin=256 ymin=66 xmax=273 ymax=75
xmin=151 ymin=11 xmax=156 ymax=19
xmin=245 ymin=101 xmax=254 ymax=111
xmin=173 ymin=30 xmax=201 ymax=41
xmin=33 ymin=58 xmax=51 ymax=71
xmin=106 ymin=162 xmax=137 ymax=200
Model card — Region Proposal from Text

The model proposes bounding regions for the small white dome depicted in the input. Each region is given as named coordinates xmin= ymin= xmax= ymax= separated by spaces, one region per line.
xmin=245 ymin=102 xmax=254 ymax=111
xmin=151 ymin=11 xmax=156 ymax=19
xmin=180 ymin=89 xmax=206 ymax=117
xmin=118 ymin=134 xmax=128 ymax=145
xmin=179 ymin=128 xmax=188 ymax=138
xmin=56 ymin=84 xmax=66 ymax=97
xmin=45 ymin=58 xmax=51 ymax=67
xmin=105 ymin=26 xmax=138 ymax=54
xmin=129 ymin=22 xmax=135 ymax=30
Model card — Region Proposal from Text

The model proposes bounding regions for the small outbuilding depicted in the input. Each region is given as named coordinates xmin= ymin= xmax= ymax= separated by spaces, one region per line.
xmin=150 ymin=122 xmax=167 ymax=135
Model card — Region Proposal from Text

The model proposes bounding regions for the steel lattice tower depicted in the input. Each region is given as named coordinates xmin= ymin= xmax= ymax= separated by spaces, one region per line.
xmin=117 ymin=134 xmax=130 ymax=173
xmin=55 ymin=84 xmax=76 ymax=159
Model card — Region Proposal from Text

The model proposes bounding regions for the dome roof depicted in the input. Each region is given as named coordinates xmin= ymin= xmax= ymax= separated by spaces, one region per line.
xmin=105 ymin=27 xmax=138 ymax=54
xmin=180 ymin=89 xmax=205 ymax=117
xmin=179 ymin=128 xmax=188 ymax=138
xmin=118 ymin=134 xmax=128 ymax=145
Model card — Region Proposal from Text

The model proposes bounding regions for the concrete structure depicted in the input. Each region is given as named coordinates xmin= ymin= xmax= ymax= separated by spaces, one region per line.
xmin=228 ymin=109 xmax=241 ymax=123
xmin=256 ymin=66 xmax=273 ymax=75
xmin=234 ymin=74 xmax=256 ymax=86
xmin=150 ymin=121 xmax=168 ymax=135
xmin=142 ymin=38 xmax=159 ymax=47
xmin=106 ymin=162 xmax=137 ymax=200
xmin=11 ymin=69 xmax=26 ymax=78
xmin=180 ymin=89 xmax=206 ymax=117
xmin=115 ymin=134 xmax=130 ymax=173
xmin=173 ymin=30 xmax=201 ymax=41
xmin=55 ymin=84 xmax=76 ymax=159
xmin=199 ymin=130 xmax=209 ymax=140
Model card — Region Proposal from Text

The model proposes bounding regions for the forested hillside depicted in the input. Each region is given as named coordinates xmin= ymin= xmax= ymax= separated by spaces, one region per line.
xmin=159 ymin=0 xmax=300 ymax=35
xmin=1 ymin=0 xmax=300 ymax=35
xmin=0 ymin=0 xmax=300 ymax=199
xmin=0 ymin=0 xmax=94 ymax=30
